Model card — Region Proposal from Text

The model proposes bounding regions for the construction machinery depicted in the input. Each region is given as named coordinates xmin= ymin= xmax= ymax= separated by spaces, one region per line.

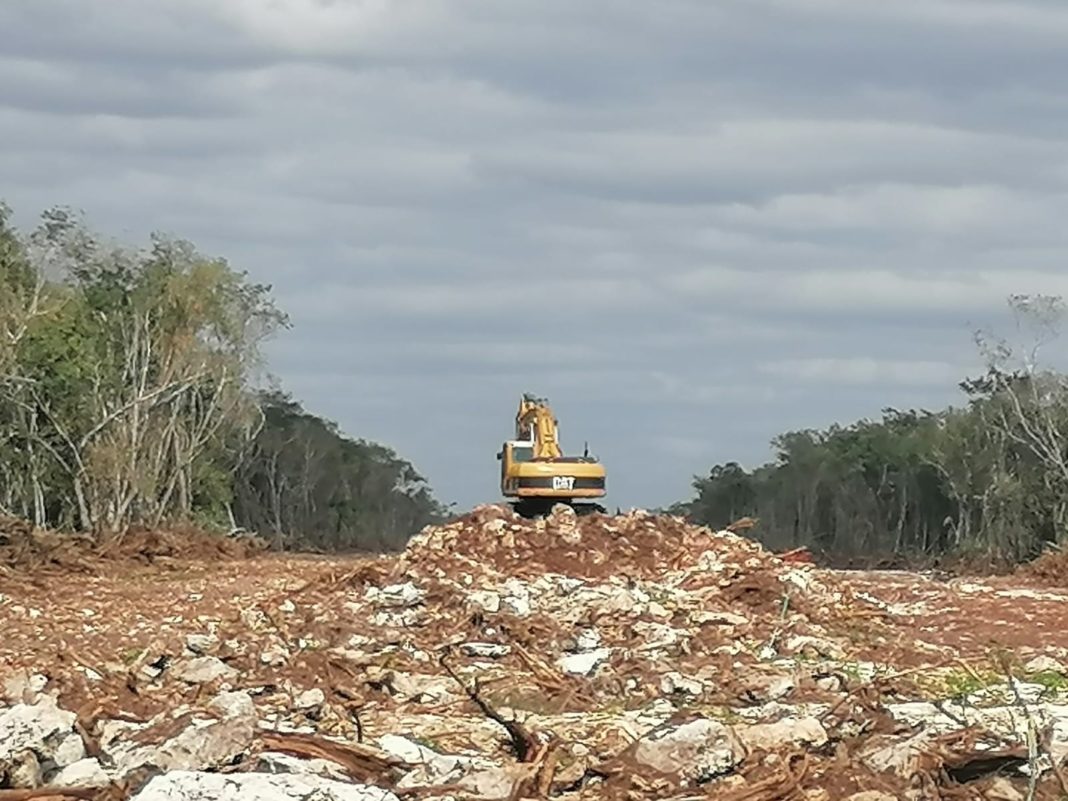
xmin=497 ymin=393 xmax=607 ymax=517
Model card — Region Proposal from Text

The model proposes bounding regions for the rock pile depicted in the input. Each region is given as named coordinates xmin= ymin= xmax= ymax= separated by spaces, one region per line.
xmin=2 ymin=504 xmax=1068 ymax=799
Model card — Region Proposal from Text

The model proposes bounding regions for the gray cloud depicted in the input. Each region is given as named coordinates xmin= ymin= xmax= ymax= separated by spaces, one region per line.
xmin=2 ymin=0 xmax=1066 ymax=511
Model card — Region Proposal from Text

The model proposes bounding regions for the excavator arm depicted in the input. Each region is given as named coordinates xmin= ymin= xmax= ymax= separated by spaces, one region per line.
xmin=515 ymin=393 xmax=562 ymax=459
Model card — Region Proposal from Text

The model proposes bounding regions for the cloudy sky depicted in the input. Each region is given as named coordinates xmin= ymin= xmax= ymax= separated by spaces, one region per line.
xmin=3 ymin=0 xmax=1068 ymax=512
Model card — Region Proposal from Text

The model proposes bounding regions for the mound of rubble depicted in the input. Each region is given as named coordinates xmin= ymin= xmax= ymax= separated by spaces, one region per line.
xmin=3 ymin=505 xmax=1068 ymax=800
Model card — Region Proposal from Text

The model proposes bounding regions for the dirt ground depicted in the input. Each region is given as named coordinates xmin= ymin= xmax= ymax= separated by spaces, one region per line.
xmin=0 ymin=554 xmax=338 ymax=682
xmin=836 ymin=569 xmax=1068 ymax=663
xmin=5 ymin=558 xmax=1065 ymax=687
xmin=4 ymin=508 xmax=1068 ymax=800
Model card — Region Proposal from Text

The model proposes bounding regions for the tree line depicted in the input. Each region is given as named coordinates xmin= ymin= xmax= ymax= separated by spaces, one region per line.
xmin=0 ymin=203 xmax=445 ymax=550
xmin=674 ymin=295 xmax=1068 ymax=567
xmin=12 ymin=200 xmax=1067 ymax=566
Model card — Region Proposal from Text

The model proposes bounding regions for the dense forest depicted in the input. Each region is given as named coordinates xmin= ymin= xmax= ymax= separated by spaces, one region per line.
xmin=674 ymin=294 xmax=1068 ymax=567
xmin=0 ymin=203 xmax=445 ymax=550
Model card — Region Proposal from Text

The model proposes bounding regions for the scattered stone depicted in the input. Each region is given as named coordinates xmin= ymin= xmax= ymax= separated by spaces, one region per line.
xmin=660 ymin=671 xmax=703 ymax=697
xmin=500 ymin=579 xmax=532 ymax=616
xmin=8 ymin=749 xmax=42 ymax=788
xmin=379 ymin=734 xmax=480 ymax=788
xmin=53 ymin=731 xmax=87 ymax=766
xmin=366 ymin=582 xmax=425 ymax=609
xmin=0 ymin=695 xmax=78 ymax=768
xmin=860 ymin=731 xmax=933 ymax=777
xmin=816 ymin=675 xmax=843 ymax=693
xmin=295 ymin=688 xmax=326 ymax=710
xmin=212 ymin=690 xmax=256 ymax=719
xmin=184 ymin=634 xmax=220 ymax=656
xmin=467 ymin=590 xmax=501 ymax=614
xmin=557 ymin=648 xmax=610 ymax=676
xmin=632 ymin=622 xmax=684 ymax=651
xmin=1024 ymin=655 xmax=1066 ymax=675
xmin=694 ymin=611 xmax=749 ymax=627
xmin=572 ymin=627 xmax=602 ymax=652
xmin=378 ymin=671 xmax=457 ymax=705
xmin=632 ymin=717 xmax=742 ymax=784
xmin=10 ymin=504 xmax=1056 ymax=800
xmin=2 ymin=671 xmax=48 ymax=704
xmin=130 ymin=770 xmax=401 ymax=801
xmin=372 ymin=608 xmax=422 ymax=628
xmin=460 ymin=642 xmax=511 ymax=659
xmin=986 ymin=777 xmax=1026 ymax=801
xmin=758 ymin=643 xmax=779 ymax=661
xmin=80 ymin=666 xmax=104 ymax=682
xmin=767 ymin=675 xmax=797 ymax=700
xmin=104 ymin=690 xmax=256 ymax=778
xmin=647 ymin=600 xmax=671 ymax=618
xmin=737 ymin=717 xmax=828 ymax=751
xmin=456 ymin=765 xmax=523 ymax=800
xmin=51 ymin=757 xmax=111 ymax=788
xmin=555 ymin=577 xmax=584 ymax=595
xmin=253 ymin=751 xmax=351 ymax=782
xmin=260 ymin=644 xmax=290 ymax=667
xmin=170 ymin=656 xmax=237 ymax=684
xmin=156 ymin=705 xmax=255 ymax=771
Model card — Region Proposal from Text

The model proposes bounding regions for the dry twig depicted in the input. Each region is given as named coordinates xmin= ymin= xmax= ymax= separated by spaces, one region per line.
xmin=259 ymin=731 xmax=402 ymax=786
xmin=440 ymin=651 xmax=538 ymax=763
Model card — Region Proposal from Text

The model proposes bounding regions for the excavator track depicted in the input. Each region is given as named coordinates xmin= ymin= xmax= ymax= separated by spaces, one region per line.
xmin=510 ymin=499 xmax=607 ymax=519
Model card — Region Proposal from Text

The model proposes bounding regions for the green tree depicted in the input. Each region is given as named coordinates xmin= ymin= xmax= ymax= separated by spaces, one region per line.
xmin=4 ymin=208 xmax=288 ymax=532
xmin=232 ymin=392 xmax=446 ymax=551
xmin=0 ymin=201 xmax=447 ymax=549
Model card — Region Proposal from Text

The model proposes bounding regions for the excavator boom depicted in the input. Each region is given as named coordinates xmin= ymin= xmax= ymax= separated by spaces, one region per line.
xmin=515 ymin=393 xmax=562 ymax=459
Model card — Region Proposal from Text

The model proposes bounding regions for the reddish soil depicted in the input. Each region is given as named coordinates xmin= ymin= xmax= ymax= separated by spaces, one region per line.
xmin=5 ymin=554 xmax=1066 ymax=707
xmin=3 ymin=509 xmax=1068 ymax=800
xmin=0 ymin=554 xmax=348 ymax=713
xmin=835 ymin=568 xmax=1068 ymax=665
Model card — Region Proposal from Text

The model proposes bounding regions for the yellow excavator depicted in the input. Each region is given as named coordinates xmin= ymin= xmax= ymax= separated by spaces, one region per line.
xmin=497 ymin=393 xmax=607 ymax=517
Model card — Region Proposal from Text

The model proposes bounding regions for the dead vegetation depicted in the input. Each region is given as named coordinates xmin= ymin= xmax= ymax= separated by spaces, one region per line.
xmin=1015 ymin=545 xmax=1068 ymax=586
xmin=0 ymin=516 xmax=267 ymax=575
xmin=2 ymin=506 xmax=1068 ymax=799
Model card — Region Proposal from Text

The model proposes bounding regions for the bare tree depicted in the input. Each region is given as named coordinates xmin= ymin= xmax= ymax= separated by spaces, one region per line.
xmin=975 ymin=294 xmax=1068 ymax=542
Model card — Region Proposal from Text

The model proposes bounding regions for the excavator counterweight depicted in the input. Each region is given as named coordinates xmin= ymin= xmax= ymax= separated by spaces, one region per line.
xmin=496 ymin=393 xmax=606 ymax=517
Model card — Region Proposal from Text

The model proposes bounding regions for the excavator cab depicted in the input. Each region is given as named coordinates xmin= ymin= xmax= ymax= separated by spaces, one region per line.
xmin=498 ymin=394 xmax=606 ymax=517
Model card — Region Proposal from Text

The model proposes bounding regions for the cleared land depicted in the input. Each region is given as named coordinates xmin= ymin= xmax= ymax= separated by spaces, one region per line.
xmin=2 ymin=508 xmax=1068 ymax=800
